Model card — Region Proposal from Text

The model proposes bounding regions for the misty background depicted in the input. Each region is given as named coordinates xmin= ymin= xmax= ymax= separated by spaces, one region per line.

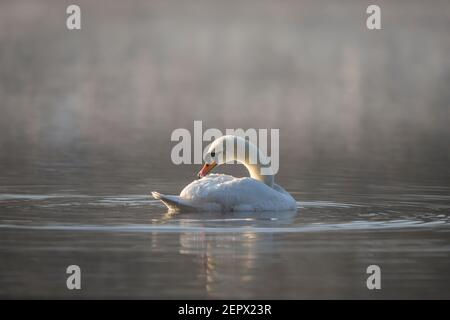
xmin=0 ymin=0 xmax=449 ymax=191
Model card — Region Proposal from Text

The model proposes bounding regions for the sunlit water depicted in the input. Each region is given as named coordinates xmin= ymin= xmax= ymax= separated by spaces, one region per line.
xmin=1 ymin=161 xmax=449 ymax=299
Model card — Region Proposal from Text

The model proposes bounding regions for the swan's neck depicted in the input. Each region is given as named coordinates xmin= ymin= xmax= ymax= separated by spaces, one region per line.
xmin=243 ymin=162 xmax=274 ymax=187
xmin=234 ymin=139 xmax=274 ymax=187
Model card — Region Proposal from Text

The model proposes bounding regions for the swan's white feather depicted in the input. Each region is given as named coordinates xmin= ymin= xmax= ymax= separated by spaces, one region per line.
xmin=151 ymin=191 xmax=199 ymax=212
xmin=153 ymin=174 xmax=296 ymax=212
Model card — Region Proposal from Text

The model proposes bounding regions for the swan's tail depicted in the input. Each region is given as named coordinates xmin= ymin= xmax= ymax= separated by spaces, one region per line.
xmin=151 ymin=191 xmax=163 ymax=200
xmin=151 ymin=191 xmax=198 ymax=212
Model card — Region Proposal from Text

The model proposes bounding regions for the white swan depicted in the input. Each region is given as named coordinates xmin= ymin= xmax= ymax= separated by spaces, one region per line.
xmin=152 ymin=135 xmax=296 ymax=212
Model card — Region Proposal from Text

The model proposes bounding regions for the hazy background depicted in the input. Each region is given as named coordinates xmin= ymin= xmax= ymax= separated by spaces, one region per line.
xmin=0 ymin=0 xmax=450 ymax=190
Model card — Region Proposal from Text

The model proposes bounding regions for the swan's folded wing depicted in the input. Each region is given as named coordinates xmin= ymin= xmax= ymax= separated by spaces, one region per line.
xmin=151 ymin=191 xmax=198 ymax=212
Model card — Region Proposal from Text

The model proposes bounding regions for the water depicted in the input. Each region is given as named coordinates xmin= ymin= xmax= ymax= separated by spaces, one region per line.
xmin=1 ymin=157 xmax=449 ymax=299
xmin=1 ymin=0 xmax=450 ymax=299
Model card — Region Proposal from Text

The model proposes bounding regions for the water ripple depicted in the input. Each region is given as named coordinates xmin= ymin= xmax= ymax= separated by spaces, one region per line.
xmin=0 ymin=218 xmax=447 ymax=234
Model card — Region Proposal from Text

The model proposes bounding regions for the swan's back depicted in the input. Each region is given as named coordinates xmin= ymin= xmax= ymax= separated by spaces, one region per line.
xmin=180 ymin=174 xmax=296 ymax=212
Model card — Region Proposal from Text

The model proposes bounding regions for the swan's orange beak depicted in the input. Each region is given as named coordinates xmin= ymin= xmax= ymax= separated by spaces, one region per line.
xmin=197 ymin=162 xmax=217 ymax=179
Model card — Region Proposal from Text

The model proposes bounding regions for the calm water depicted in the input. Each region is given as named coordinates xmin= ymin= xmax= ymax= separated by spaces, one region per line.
xmin=0 ymin=156 xmax=449 ymax=299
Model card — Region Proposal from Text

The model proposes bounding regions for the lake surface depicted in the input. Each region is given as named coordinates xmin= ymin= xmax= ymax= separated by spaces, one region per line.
xmin=1 ymin=0 xmax=450 ymax=299
xmin=1 ymin=155 xmax=449 ymax=299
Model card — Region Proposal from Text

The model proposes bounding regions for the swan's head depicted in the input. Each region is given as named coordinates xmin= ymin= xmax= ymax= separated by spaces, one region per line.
xmin=197 ymin=135 xmax=262 ymax=178
xmin=197 ymin=135 xmax=275 ymax=186
xmin=197 ymin=135 xmax=232 ymax=178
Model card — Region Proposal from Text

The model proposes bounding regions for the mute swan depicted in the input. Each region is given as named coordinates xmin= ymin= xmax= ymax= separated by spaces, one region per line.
xmin=152 ymin=135 xmax=296 ymax=212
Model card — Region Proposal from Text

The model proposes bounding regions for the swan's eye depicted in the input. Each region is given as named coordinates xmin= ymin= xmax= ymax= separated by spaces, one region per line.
xmin=210 ymin=151 xmax=215 ymax=158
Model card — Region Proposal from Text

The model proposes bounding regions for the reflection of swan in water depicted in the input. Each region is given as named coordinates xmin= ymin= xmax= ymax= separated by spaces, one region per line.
xmin=158 ymin=210 xmax=296 ymax=298
xmin=162 ymin=210 xmax=298 ymax=227
xmin=178 ymin=227 xmax=264 ymax=297
xmin=152 ymin=135 xmax=296 ymax=212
